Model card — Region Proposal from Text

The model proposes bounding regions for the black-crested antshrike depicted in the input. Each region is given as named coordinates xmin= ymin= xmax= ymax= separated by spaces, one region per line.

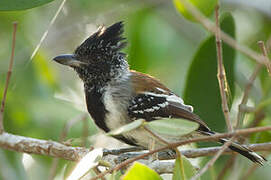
xmin=53 ymin=22 xmax=266 ymax=165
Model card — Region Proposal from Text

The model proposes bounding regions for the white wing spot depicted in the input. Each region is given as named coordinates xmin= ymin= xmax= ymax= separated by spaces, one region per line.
xmin=153 ymin=106 xmax=160 ymax=110
xmin=166 ymin=95 xmax=184 ymax=104
xmin=144 ymin=92 xmax=193 ymax=112
xmin=145 ymin=108 xmax=155 ymax=112
xmin=158 ymin=102 xmax=168 ymax=108
xmin=156 ymin=87 xmax=166 ymax=93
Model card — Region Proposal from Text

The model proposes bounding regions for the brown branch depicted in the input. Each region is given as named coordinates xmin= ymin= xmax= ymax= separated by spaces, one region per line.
xmin=0 ymin=132 xmax=90 ymax=161
xmin=105 ymin=142 xmax=270 ymax=162
xmin=178 ymin=0 xmax=271 ymax=72
xmin=90 ymin=126 xmax=271 ymax=180
xmin=191 ymin=136 xmax=236 ymax=180
xmin=1 ymin=127 xmax=270 ymax=160
xmin=215 ymin=5 xmax=232 ymax=132
xmin=0 ymin=22 xmax=18 ymax=134
xmin=93 ymin=167 xmax=106 ymax=180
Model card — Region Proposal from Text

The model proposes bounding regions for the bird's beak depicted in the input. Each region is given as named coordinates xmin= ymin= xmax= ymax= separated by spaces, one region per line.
xmin=53 ymin=54 xmax=87 ymax=67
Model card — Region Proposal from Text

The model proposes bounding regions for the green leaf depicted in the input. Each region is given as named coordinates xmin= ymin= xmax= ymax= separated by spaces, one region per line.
xmin=127 ymin=8 xmax=152 ymax=72
xmin=146 ymin=118 xmax=199 ymax=137
xmin=173 ymin=154 xmax=197 ymax=180
xmin=183 ymin=12 xmax=236 ymax=132
xmin=122 ymin=162 xmax=162 ymax=180
xmin=107 ymin=119 xmax=145 ymax=136
xmin=33 ymin=52 xmax=57 ymax=88
xmin=173 ymin=0 xmax=217 ymax=22
xmin=67 ymin=148 xmax=103 ymax=180
xmin=0 ymin=0 xmax=54 ymax=11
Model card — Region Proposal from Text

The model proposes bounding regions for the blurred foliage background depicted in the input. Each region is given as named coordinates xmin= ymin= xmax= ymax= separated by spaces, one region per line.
xmin=1 ymin=0 xmax=271 ymax=179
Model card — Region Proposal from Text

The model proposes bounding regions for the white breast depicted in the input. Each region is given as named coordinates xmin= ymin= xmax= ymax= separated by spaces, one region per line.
xmin=103 ymin=86 xmax=130 ymax=130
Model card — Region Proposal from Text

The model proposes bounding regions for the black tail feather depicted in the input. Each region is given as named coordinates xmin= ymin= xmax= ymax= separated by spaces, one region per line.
xmin=201 ymin=131 xmax=266 ymax=165
xmin=219 ymin=138 xmax=266 ymax=165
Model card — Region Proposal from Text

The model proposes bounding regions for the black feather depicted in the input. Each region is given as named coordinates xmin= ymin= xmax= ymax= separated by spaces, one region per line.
xmin=74 ymin=21 xmax=127 ymax=60
xmin=202 ymin=131 xmax=267 ymax=165
xmin=219 ymin=138 xmax=267 ymax=165
xmin=128 ymin=94 xmax=169 ymax=121
xmin=85 ymin=87 xmax=109 ymax=132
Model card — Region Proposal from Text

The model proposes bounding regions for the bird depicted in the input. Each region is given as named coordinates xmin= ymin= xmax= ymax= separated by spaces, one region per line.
xmin=53 ymin=21 xmax=266 ymax=165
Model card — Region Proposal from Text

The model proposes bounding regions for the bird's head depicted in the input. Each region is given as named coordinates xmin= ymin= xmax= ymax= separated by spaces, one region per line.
xmin=53 ymin=21 xmax=128 ymax=87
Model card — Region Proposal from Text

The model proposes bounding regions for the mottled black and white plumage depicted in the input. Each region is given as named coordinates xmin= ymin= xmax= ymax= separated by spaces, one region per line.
xmin=53 ymin=21 xmax=266 ymax=165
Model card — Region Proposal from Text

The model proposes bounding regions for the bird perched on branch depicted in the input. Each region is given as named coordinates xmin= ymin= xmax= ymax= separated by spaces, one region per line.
xmin=53 ymin=21 xmax=266 ymax=165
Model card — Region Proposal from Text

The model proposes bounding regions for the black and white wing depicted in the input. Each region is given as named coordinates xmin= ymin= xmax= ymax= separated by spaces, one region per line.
xmin=129 ymin=71 xmax=210 ymax=132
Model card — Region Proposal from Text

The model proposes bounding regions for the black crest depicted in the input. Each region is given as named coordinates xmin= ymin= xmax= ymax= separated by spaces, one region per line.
xmin=74 ymin=21 xmax=127 ymax=61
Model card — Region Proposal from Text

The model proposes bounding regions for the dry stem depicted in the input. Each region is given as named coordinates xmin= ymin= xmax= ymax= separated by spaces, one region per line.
xmin=0 ymin=22 xmax=18 ymax=134
xmin=215 ymin=5 xmax=233 ymax=132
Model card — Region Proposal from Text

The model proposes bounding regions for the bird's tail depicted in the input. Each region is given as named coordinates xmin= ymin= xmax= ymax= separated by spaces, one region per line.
xmin=202 ymin=131 xmax=267 ymax=165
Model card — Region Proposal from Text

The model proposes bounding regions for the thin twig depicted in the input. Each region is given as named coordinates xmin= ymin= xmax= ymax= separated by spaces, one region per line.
xmin=143 ymin=126 xmax=170 ymax=145
xmin=178 ymin=0 xmax=271 ymax=72
xmin=28 ymin=0 xmax=66 ymax=62
xmin=190 ymin=136 xmax=236 ymax=180
xmin=0 ymin=22 xmax=18 ymax=134
xmin=216 ymin=154 xmax=236 ymax=180
xmin=215 ymin=5 xmax=232 ymax=132
xmin=248 ymin=109 xmax=265 ymax=128
xmin=90 ymin=126 xmax=271 ymax=180
xmin=235 ymin=41 xmax=266 ymax=128
xmin=93 ymin=167 xmax=106 ymax=180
